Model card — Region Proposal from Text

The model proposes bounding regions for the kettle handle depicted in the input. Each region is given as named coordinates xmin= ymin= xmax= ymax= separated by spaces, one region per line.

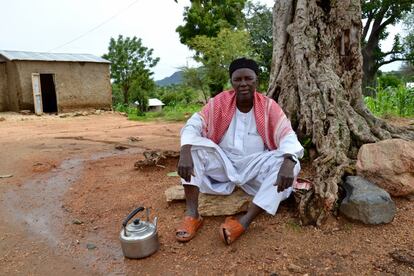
xmin=122 ymin=206 xmax=145 ymax=228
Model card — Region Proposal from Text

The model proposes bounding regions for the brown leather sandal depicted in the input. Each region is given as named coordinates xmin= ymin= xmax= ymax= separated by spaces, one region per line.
xmin=175 ymin=216 xmax=203 ymax=242
xmin=219 ymin=216 xmax=245 ymax=245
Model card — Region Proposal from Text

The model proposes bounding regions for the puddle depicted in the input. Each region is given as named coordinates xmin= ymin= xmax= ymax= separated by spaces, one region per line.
xmin=0 ymin=148 xmax=144 ymax=275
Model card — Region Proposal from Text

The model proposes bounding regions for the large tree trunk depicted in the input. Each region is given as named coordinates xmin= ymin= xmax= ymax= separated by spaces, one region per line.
xmin=362 ymin=46 xmax=377 ymax=96
xmin=268 ymin=0 xmax=414 ymax=226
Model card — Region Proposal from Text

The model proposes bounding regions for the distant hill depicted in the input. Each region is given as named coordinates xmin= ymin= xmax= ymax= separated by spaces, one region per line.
xmin=155 ymin=71 xmax=183 ymax=86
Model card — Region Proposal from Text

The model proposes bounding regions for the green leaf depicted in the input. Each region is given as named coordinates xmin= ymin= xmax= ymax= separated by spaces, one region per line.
xmin=167 ymin=171 xmax=179 ymax=177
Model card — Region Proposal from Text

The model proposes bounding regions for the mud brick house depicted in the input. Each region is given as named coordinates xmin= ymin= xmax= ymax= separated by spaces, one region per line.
xmin=0 ymin=50 xmax=112 ymax=114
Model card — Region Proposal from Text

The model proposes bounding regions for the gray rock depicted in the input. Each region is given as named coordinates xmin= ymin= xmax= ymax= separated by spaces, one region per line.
xmin=340 ymin=176 xmax=396 ymax=224
xmin=86 ymin=243 xmax=96 ymax=250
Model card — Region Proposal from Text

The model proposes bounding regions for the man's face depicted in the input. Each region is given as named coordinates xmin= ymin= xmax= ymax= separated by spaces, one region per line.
xmin=231 ymin=68 xmax=257 ymax=104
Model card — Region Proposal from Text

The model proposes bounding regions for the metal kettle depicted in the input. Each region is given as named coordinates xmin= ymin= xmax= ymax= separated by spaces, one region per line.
xmin=119 ymin=206 xmax=159 ymax=259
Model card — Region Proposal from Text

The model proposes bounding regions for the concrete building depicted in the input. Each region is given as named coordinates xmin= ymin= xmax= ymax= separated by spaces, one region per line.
xmin=147 ymin=98 xmax=165 ymax=112
xmin=133 ymin=98 xmax=165 ymax=112
xmin=0 ymin=50 xmax=112 ymax=114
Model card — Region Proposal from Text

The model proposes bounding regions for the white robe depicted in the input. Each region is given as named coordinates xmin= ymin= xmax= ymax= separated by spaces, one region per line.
xmin=181 ymin=108 xmax=304 ymax=215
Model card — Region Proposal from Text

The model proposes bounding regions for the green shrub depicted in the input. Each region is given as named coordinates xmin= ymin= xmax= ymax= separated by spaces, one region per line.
xmin=154 ymin=85 xmax=199 ymax=106
xmin=365 ymin=85 xmax=414 ymax=117
xmin=128 ymin=104 xmax=202 ymax=122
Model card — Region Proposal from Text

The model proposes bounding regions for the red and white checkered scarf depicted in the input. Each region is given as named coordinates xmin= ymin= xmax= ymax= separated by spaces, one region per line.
xmin=199 ymin=90 xmax=294 ymax=150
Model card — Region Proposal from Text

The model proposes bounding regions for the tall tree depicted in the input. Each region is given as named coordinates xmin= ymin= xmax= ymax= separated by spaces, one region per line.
xmin=176 ymin=0 xmax=247 ymax=49
xmin=189 ymin=28 xmax=253 ymax=95
xmin=181 ymin=66 xmax=210 ymax=103
xmin=361 ymin=0 xmax=414 ymax=95
xmin=130 ymin=71 xmax=155 ymax=114
xmin=268 ymin=0 xmax=414 ymax=225
xmin=245 ymin=1 xmax=273 ymax=91
xmin=103 ymin=35 xmax=159 ymax=105
xmin=402 ymin=11 xmax=414 ymax=67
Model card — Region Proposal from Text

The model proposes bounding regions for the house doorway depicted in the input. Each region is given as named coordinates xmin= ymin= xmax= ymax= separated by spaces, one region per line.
xmin=40 ymin=74 xmax=57 ymax=113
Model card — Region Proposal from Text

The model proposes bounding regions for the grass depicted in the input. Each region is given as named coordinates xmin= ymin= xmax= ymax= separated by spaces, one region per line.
xmin=285 ymin=219 xmax=302 ymax=232
xmin=127 ymin=104 xmax=202 ymax=122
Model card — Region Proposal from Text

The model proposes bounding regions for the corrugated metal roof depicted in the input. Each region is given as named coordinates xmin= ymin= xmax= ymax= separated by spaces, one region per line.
xmin=134 ymin=98 xmax=165 ymax=106
xmin=0 ymin=50 xmax=110 ymax=64
xmin=148 ymin=98 xmax=165 ymax=106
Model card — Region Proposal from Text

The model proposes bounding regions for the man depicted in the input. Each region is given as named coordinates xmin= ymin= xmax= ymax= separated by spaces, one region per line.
xmin=176 ymin=58 xmax=303 ymax=245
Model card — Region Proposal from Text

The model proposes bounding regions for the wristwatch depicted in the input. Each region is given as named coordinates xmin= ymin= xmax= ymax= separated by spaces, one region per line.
xmin=284 ymin=155 xmax=297 ymax=164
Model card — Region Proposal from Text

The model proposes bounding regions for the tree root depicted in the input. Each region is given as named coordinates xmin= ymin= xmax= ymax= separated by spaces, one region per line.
xmin=268 ymin=0 xmax=414 ymax=226
xmin=134 ymin=150 xmax=179 ymax=169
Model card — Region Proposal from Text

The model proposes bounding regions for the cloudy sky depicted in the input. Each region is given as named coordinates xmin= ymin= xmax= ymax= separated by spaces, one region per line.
xmin=1 ymin=0 xmax=400 ymax=80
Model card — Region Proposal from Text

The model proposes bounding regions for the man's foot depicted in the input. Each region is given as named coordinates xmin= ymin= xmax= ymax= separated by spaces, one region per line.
xmin=175 ymin=215 xmax=203 ymax=242
xmin=219 ymin=216 xmax=245 ymax=245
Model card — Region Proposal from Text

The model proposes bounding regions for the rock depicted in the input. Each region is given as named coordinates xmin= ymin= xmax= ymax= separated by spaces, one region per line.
xmin=19 ymin=110 xmax=31 ymax=115
xmin=115 ymin=145 xmax=128 ymax=151
xmin=128 ymin=136 xmax=142 ymax=142
xmin=165 ymin=185 xmax=185 ymax=202
xmin=339 ymin=176 xmax=396 ymax=224
xmin=59 ymin=113 xmax=69 ymax=118
xmin=165 ymin=185 xmax=252 ymax=216
xmin=356 ymin=139 xmax=414 ymax=197
xmin=288 ymin=263 xmax=303 ymax=273
xmin=86 ymin=243 xmax=96 ymax=250
xmin=389 ymin=248 xmax=414 ymax=267
xmin=72 ymin=219 xmax=83 ymax=225
xmin=0 ymin=116 xmax=5 ymax=121
xmin=198 ymin=188 xmax=252 ymax=216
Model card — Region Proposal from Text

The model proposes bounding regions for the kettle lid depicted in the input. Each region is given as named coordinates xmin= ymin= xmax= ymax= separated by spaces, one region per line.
xmin=124 ymin=218 xmax=156 ymax=240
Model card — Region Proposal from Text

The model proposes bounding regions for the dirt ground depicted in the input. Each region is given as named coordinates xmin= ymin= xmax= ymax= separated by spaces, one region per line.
xmin=0 ymin=112 xmax=413 ymax=276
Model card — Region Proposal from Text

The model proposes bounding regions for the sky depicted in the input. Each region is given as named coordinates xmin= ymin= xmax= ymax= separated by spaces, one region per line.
xmin=0 ymin=0 xmax=402 ymax=80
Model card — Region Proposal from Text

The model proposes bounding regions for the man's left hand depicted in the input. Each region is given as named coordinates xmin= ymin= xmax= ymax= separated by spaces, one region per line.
xmin=274 ymin=156 xmax=296 ymax=193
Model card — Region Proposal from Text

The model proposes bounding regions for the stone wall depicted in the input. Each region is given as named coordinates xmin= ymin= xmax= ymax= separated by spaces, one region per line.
xmin=9 ymin=61 xmax=112 ymax=112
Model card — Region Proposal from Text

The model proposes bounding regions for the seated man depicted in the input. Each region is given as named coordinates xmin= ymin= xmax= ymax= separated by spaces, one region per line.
xmin=176 ymin=58 xmax=304 ymax=245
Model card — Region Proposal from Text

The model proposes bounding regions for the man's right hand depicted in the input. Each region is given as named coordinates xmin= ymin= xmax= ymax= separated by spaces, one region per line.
xmin=177 ymin=144 xmax=194 ymax=182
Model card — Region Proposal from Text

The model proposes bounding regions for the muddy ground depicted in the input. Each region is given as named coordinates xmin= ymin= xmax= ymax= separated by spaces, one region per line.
xmin=0 ymin=112 xmax=413 ymax=275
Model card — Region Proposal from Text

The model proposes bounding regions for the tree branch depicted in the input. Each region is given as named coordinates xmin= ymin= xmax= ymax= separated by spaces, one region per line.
xmin=362 ymin=14 xmax=373 ymax=42
xmin=378 ymin=57 xmax=408 ymax=67
xmin=377 ymin=16 xmax=396 ymax=34
xmin=382 ymin=50 xmax=404 ymax=57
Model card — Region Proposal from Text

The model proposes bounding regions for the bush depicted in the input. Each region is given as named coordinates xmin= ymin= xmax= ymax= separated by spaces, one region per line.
xmin=154 ymin=85 xmax=198 ymax=106
xmin=378 ymin=74 xmax=403 ymax=89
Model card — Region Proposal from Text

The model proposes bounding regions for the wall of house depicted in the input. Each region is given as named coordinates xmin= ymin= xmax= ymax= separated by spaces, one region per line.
xmin=12 ymin=61 xmax=112 ymax=112
xmin=148 ymin=105 xmax=163 ymax=112
xmin=0 ymin=63 xmax=7 ymax=111
xmin=6 ymin=62 xmax=23 ymax=111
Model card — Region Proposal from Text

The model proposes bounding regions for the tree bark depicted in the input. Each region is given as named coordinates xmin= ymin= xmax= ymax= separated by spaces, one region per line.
xmin=122 ymin=84 xmax=129 ymax=105
xmin=268 ymin=0 xmax=414 ymax=226
xmin=362 ymin=39 xmax=378 ymax=96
